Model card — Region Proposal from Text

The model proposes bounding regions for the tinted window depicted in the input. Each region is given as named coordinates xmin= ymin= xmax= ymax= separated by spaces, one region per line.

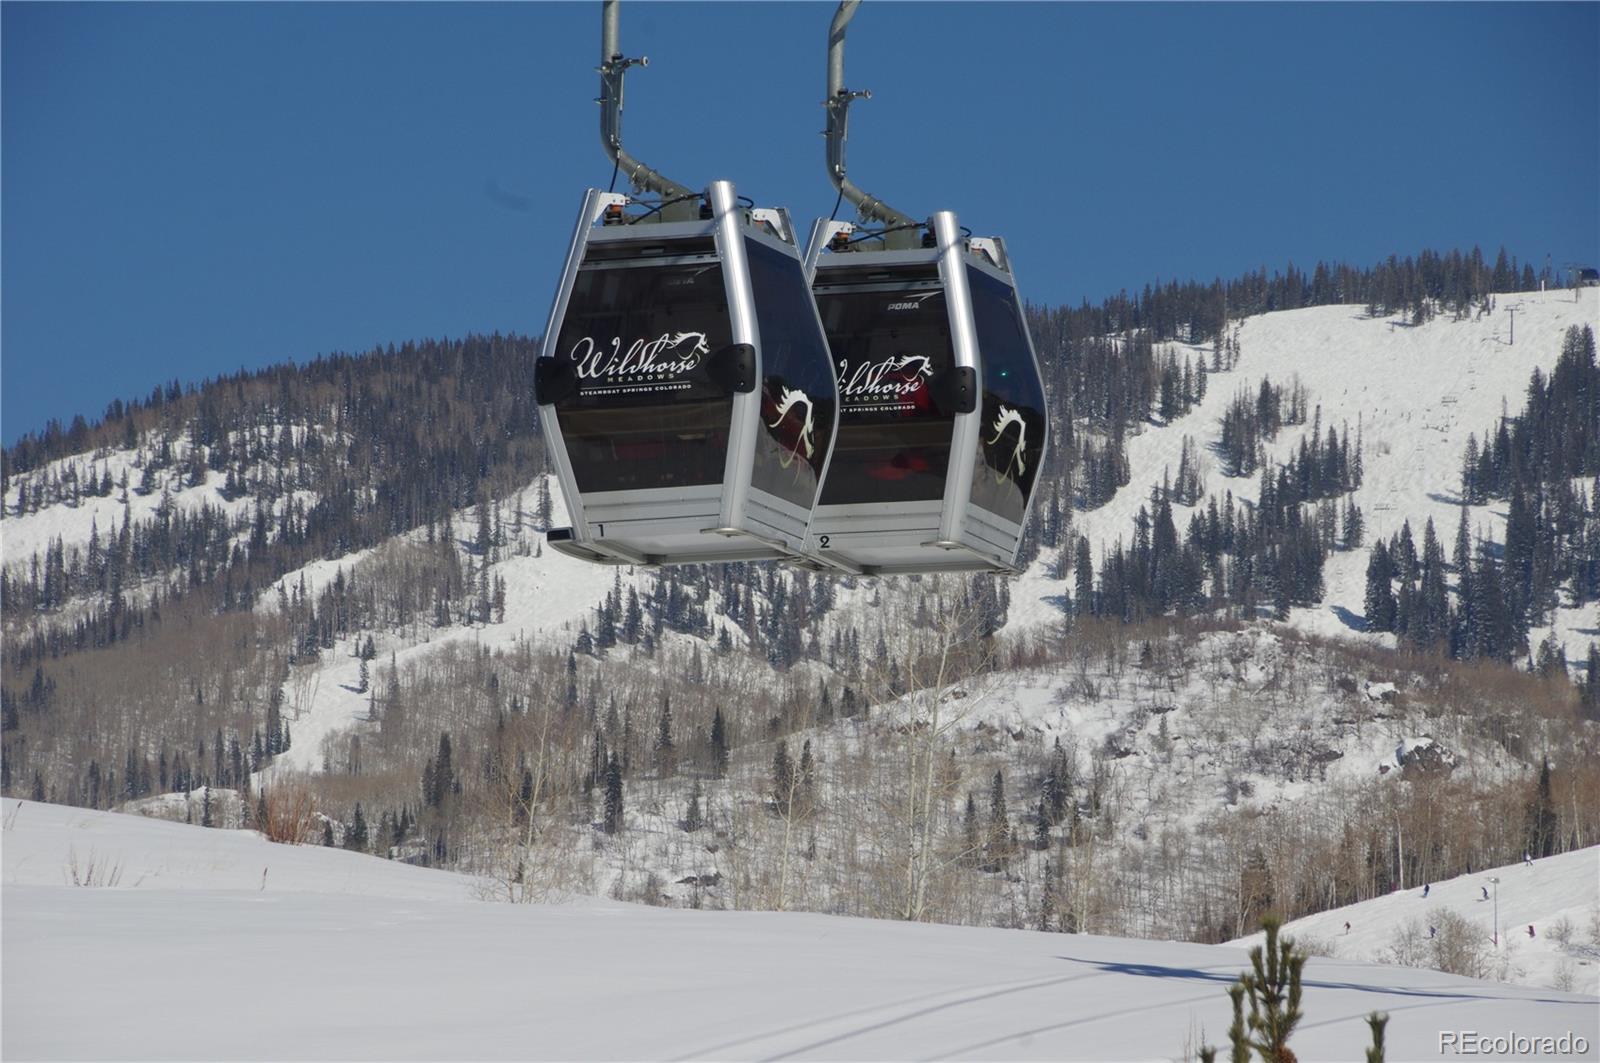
xmin=552 ymin=254 xmax=733 ymax=493
xmin=815 ymin=280 xmax=955 ymax=506
xmin=745 ymin=238 xmax=837 ymax=510
xmin=966 ymin=266 xmax=1046 ymax=525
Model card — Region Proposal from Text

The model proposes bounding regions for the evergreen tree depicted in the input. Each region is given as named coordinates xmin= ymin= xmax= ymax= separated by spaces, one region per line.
xmin=985 ymin=769 xmax=1011 ymax=868
xmin=1469 ymin=542 xmax=1515 ymax=661
xmin=1525 ymin=757 xmax=1558 ymax=858
xmin=1033 ymin=798 xmax=1051 ymax=851
xmin=654 ymin=696 xmax=676 ymax=778
xmin=427 ymin=732 xmax=455 ymax=808
xmin=709 ymin=707 xmax=729 ymax=778
xmin=1585 ymin=644 xmax=1600 ymax=721
xmin=602 ymin=752 xmax=624 ymax=835
xmin=798 ymin=738 xmax=815 ymax=817
xmin=1363 ymin=542 xmax=1396 ymax=632
xmin=345 ymin=803 xmax=368 ymax=852
xmin=771 ymin=739 xmax=795 ymax=816
xmin=1073 ymin=536 xmax=1095 ymax=617
xmin=684 ymin=778 xmax=704 ymax=833
xmin=1238 ymin=915 xmax=1305 ymax=1063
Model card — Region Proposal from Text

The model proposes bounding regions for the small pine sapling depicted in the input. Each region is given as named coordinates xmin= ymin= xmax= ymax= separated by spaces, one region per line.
xmin=1242 ymin=915 xmax=1306 ymax=1061
xmin=1198 ymin=915 xmax=1307 ymax=1063
xmin=1364 ymin=1012 xmax=1388 ymax=1063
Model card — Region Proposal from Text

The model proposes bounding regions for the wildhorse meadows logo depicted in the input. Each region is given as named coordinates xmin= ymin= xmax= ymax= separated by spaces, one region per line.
xmin=837 ymin=354 xmax=934 ymax=411
xmin=985 ymin=404 xmax=1029 ymax=485
xmin=568 ymin=331 xmax=712 ymax=388
xmin=766 ymin=386 xmax=816 ymax=469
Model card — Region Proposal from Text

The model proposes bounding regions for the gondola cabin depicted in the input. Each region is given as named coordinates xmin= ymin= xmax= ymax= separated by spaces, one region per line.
xmin=536 ymin=180 xmax=839 ymax=566
xmin=800 ymin=211 xmax=1048 ymax=575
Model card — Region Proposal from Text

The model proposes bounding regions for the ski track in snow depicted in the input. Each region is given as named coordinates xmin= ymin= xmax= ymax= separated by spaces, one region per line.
xmin=3 ymin=798 xmax=1595 ymax=1062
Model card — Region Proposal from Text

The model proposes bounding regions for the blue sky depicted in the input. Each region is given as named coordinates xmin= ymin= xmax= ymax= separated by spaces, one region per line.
xmin=4 ymin=2 xmax=1596 ymax=442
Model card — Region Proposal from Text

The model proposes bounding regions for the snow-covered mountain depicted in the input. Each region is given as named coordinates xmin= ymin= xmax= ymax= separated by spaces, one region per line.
xmin=5 ymin=798 xmax=1594 ymax=1062
xmin=4 ymin=287 xmax=1597 ymax=1021
xmin=1009 ymin=287 xmax=1600 ymax=656
xmin=128 ymin=290 xmax=1573 ymax=778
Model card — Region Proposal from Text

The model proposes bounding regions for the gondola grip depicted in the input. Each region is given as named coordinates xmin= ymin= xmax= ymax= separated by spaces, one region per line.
xmin=932 ymin=365 xmax=977 ymax=415
xmin=708 ymin=343 xmax=758 ymax=394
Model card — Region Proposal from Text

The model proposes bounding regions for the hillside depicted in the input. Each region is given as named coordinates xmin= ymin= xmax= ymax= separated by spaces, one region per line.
xmin=1231 ymin=846 xmax=1600 ymax=996
xmin=3 ymin=274 xmax=1597 ymax=1006
xmin=1012 ymin=287 xmax=1600 ymax=659
xmin=5 ymin=798 xmax=1595 ymax=1062
xmin=45 ymin=289 xmax=1588 ymax=785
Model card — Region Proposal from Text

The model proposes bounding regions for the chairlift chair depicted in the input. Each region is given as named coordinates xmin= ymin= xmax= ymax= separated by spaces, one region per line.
xmin=795 ymin=2 xmax=1049 ymax=576
xmin=536 ymin=3 xmax=838 ymax=567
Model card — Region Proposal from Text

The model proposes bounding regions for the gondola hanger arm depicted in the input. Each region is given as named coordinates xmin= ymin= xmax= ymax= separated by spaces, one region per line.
xmin=599 ymin=0 xmax=697 ymax=203
xmin=824 ymin=1 xmax=918 ymax=232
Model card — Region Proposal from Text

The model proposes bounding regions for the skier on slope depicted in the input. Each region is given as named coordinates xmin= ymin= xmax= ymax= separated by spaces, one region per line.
xmin=1481 ymin=885 xmax=1489 ymax=900
xmin=1528 ymin=924 xmax=1536 ymax=938
xmin=1422 ymin=883 xmax=1430 ymax=898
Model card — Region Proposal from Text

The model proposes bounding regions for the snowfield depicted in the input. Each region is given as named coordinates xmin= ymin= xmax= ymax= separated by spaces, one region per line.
xmin=4 ymin=799 xmax=1596 ymax=1061
xmin=1008 ymin=287 xmax=1600 ymax=657
xmin=1232 ymin=847 xmax=1600 ymax=997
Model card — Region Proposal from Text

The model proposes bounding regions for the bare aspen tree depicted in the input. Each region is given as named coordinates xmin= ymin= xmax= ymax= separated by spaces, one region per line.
xmin=865 ymin=577 xmax=1001 ymax=922
xmin=768 ymin=737 xmax=812 ymax=911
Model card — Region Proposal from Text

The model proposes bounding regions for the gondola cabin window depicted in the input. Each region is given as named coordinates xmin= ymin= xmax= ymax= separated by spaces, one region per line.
xmin=966 ymin=267 xmax=1046 ymax=525
xmin=553 ymin=251 xmax=734 ymax=493
xmin=814 ymin=283 xmax=956 ymax=505
xmin=745 ymin=238 xmax=837 ymax=510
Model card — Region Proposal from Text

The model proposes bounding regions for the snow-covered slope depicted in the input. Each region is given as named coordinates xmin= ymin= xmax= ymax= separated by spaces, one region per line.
xmin=259 ymin=479 xmax=625 ymax=774
xmin=4 ymin=799 xmax=1595 ymax=1062
xmin=12 ymin=291 xmax=1595 ymax=780
xmin=1009 ymin=287 xmax=1600 ymax=656
xmin=0 ymin=794 xmax=474 ymax=900
xmin=2 ymin=436 xmax=318 ymax=569
xmin=1232 ymin=846 xmax=1600 ymax=996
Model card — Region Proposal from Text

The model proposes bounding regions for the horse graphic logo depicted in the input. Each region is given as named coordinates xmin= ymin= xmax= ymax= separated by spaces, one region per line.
xmin=890 ymin=355 xmax=934 ymax=380
xmin=767 ymin=386 xmax=816 ymax=469
xmin=664 ymin=332 xmax=711 ymax=365
xmin=985 ymin=405 xmax=1029 ymax=484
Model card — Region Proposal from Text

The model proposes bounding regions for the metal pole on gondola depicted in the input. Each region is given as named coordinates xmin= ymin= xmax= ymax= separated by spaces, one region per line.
xmin=599 ymin=0 xmax=696 ymax=206
xmin=824 ymin=2 xmax=918 ymax=237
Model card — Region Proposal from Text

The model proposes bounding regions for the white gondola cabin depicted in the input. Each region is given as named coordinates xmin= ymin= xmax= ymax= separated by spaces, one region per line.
xmin=799 ymin=212 xmax=1048 ymax=574
xmin=536 ymin=181 xmax=838 ymax=566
